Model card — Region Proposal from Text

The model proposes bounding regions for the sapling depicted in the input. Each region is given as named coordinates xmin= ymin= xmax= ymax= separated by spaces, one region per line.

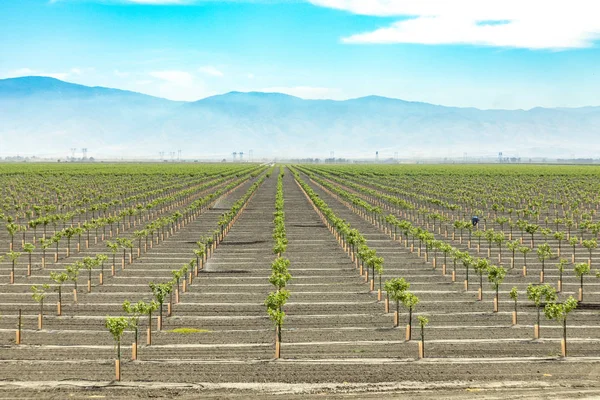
xmin=22 ymin=243 xmax=35 ymax=276
xmin=65 ymin=262 xmax=82 ymax=303
xmin=417 ymin=315 xmax=429 ymax=359
xmin=525 ymin=223 xmax=539 ymax=248
xmin=487 ymin=265 xmax=506 ymax=312
xmin=50 ymin=271 xmax=68 ymax=315
xmin=40 ymin=238 xmax=51 ymax=268
xmin=569 ymin=236 xmax=578 ymax=263
xmin=171 ymin=268 xmax=183 ymax=303
xmin=400 ymin=291 xmax=419 ymax=341
xmin=123 ymin=300 xmax=156 ymax=359
xmin=553 ymin=232 xmax=565 ymax=256
xmin=7 ymin=250 xmax=21 ymax=284
xmin=82 ymin=256 xmax=97 ymax=293
xmin=509 ymin=287 xmax=518 ymax=325
xmin=544 ymin=296 xmax=578 ymax=357
xmin=264 ymin=289 xmax=290 ymax=358
xmin=582 ymin=239 xmax=597 ymax=266
xmin=384 ymin=278 xmax=410 ymax=327
xmin=31 ymin=284 xmax=50 ymax=329
xmin=105 ymin=316 xmax=129 ymax=381
xmin=574 ymin=262 xmax=591 ymax=302
xmin=556 ymin=258 xmax=568 ymax=292
xmin=519 ymin=246 xmax=531 ymax=275
xmin=536 ymin=243 xmax=553 ymax=283
xmin=269 ymin=257 xmax=292 ymax=290
xmin=474 ymin=258 xmax=490 ymax=301
xmin=106 ymin=240 xmax=118 ymax=275
xmin=526 ymin=283 xmax=557 ymax=339
xmin=149 ymin=281 xmax=172 ymax=330
xmin=96 ymin=254 xmax=108 ymax=284
xmin=507 ymin=240 xmax=519 ymax=269
xmin=374 ymin=257 xmax=384 ymax=300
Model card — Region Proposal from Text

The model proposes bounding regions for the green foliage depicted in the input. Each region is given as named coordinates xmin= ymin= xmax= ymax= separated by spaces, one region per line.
xmin=149 ymin=281 xmax=173 ymax=305
xmin=509 ymin=286 xmax=518 ymax=301
xmin=487 ymin=265 xmax=506 ymax=289
xmin=544 ymin=296 xmax=578 ymax=322
xmin=574 ymin=262 xmax=591 ymax=278
xmin=31 ymin=284 xmax=51 ymax=303
xmin=384 ymin=278 xmax=410 ymax=302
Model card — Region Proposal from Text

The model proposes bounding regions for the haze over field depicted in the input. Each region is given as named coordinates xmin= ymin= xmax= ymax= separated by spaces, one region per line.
xmin=1 ymin=76 xmax=599 ymax=160
xmin=1 ymin=0 xmax=600 ymax=159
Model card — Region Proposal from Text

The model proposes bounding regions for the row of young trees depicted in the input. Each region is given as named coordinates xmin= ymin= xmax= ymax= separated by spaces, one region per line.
xmin=305 ymin=166 xmax=586 ymax=357
xmin=101 ymin=168 xmax=271 ymax=380
xmin=2 ymin=167 xmax=258 ymax=250
xmin=265 ymin=167 xmax=292 ymax=359
xmin=289 ymin=167 xmax=432 ymax=357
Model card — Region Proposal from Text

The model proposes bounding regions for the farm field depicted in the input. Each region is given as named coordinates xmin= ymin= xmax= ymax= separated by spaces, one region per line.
xmin=2 ymin=163 xmax=600 ymax=398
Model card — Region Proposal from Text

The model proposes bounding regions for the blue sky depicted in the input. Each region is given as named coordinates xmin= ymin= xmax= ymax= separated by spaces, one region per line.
xmin=1 ymin=0 xmax=600 ymax=109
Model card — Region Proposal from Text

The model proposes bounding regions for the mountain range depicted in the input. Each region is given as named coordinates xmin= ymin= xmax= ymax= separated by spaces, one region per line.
xmin=1 ymin=76 xmax=599 ymax=159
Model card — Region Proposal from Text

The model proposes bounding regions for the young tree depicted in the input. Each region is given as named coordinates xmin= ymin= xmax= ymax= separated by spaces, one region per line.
xmin=7 ymin=250 xmax=21 ymax=284
xmin=400 ymin=291 xmax=419 ymax=341
xmin=265 ymin=289 xmax=290 ymax=358
xmin=544 ymin=296 xmax=578 ymax=357
xmin=556 ymin=258 xmax=568 ymax=292
xmin=582 ymin=239 xmax=597 ymax=267
xmin=569 ymin=236 xmax=579 ymax=263
xmin=509 ymin=287 xmax=518 ymax=325
xmin=525 ymin=223 xmax=539 ymax=248
xmin=40 ymin=238 xmax=52 ymax=268
xmin=474 ymin=258 xmax=490 ymax=301
xmin=149 ymin=282 xmax=172 ymax=330
xmin=50 ymin=271 xmax=69 ymax=316
xmin=65 ymin=262 xmax=82 ymax=303
xmin=269 ymin=257 xmax=292 ymax=291
xmin=105 ymin=316 xmax=129 ymax=381
xmin=96 ymin=254 xmax=108 ymax=285
xmin=507 ymin=240 xmax=519 ymax=269
xmin=527 ymin=283 xmax=557 ymax=339
xmin=493 ymin=232 xmax=506 ymax=264
xmin=384 ymin=278 xmax=410 ymax=327
xmin=519 ymin=246 xmax=531 ymax=276
xmin=487 ymin=265 xmax=506 ymax=312
xmin=537 ymin=243 xmax=553 ymax=283
xmin=574 ymin=262 xmax=591 ymax=302
xmin=123 ymin=300 xmax=155 ymax=359
xmin=106 ymin=240 xmax=119 ymax=276
xmin=553 ymin=231 xmax=565 ymax=256
xmin=82 ymin=256 xmax=97 ymax=293
xmin=417 ymin=315 xmax=429 ymax=359
xmin=22 ymin=243 xmax=35 ymax=276
xmin=31 ymin=284 xmax=50 ymax=329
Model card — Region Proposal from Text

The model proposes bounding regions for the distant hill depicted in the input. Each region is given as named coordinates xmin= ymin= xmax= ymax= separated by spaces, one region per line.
xmin=1 ymin=76 xmax=599 ymax=159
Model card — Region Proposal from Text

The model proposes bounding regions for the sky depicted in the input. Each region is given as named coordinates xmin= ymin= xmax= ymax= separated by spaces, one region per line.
xmin=1 ymin=0 xmax=600 ymax=109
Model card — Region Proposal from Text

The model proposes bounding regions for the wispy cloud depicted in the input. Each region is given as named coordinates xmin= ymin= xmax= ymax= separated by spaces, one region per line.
xmin=149 ymin=70 xmax=194 ymax=85
xmin=310 ymin=0 xmax=600 ymax=49
xmin=198 ymin=66 xmax=224 ymax=77
xmin=3 ymin=67 xmax=84 ymax=80
xmin=146 ymin=70 xmax=208 ymax=100
xmin=261 ymin=86 xmax=342 ymax=99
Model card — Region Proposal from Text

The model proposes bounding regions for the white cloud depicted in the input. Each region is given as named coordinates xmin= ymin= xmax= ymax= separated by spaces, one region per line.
xmin=3 ymin=67 xmax=84 ymax=80
xmin=261 ymin=86 xmax=342 ymax=99
xmin=146 ymin=70 xmax=207 ymax=100
xmin=198 ymin=66 xmax=224 ymax=77
xmin=114 ymin=69 xmax=130 ymax=78
xmin=149 ymin=70 xmax=194 ymax=85
xmin=310 ymin=0 xmax=600 ymax=49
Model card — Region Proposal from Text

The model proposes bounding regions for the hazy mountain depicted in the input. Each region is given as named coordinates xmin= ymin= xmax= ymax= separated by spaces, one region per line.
xmin=1 ymin=76 xmax=599 ymax=159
